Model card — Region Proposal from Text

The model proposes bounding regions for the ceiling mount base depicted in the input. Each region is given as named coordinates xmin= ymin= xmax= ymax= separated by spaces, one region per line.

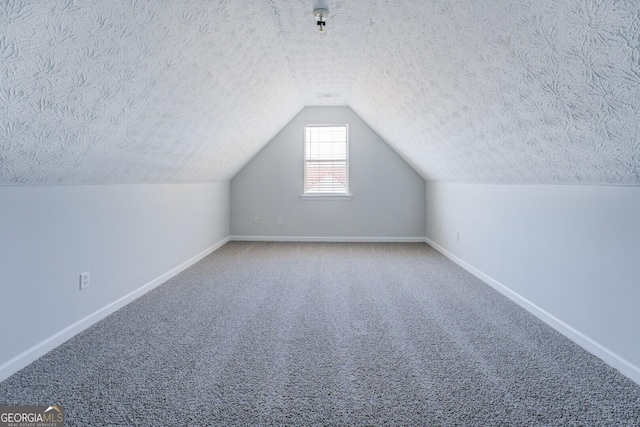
xmin=313 ymin=8 xmax=329 ymax=32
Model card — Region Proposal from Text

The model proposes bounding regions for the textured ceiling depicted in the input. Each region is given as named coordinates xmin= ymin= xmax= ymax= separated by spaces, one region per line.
xmin=0 ymin=0 xmax=303 ymax=184
xmin=349 ymin=0 xmax=640 ymax=184
xmin=1 ymin=0 xmax=639 ymax=185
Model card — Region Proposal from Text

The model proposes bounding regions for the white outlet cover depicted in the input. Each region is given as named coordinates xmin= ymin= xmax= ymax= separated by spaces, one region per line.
xmin=80 ymin=271 xmax=90 ymax=290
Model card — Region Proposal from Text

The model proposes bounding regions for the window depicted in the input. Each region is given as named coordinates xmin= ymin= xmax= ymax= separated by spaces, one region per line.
xmin=303 ymin=125 xmax=349 ymax=198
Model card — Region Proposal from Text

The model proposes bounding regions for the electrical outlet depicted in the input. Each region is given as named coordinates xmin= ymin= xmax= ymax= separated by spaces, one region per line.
xmin=79 ymin=271 xmax=90 ymax=290
xmin=277 ymin=217 xmax=283 ymax=225
xmin=456 ymin=232 xmax=460 ymax=241
xmin=437 ymin=223 xmax=441 ymax=233
xmin=254 ymin=216 xmax=260 ymax=224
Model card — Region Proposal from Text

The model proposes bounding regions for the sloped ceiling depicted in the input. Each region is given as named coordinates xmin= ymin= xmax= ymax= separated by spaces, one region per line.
xmin=1 ymin=0 xmax=639 ymax=185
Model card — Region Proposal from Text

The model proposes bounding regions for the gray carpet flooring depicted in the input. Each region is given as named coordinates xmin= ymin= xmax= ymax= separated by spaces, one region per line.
xmin=1 ymin=242 xmax=639 ymax=426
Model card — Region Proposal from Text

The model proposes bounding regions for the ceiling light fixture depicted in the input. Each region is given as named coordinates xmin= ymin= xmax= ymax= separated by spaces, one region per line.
xmin=313 ymin=8 xmax=329 ymax=32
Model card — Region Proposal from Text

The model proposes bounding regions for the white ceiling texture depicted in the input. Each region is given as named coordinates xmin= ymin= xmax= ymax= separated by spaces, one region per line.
xmin=1 ymin=0 xmax=639 ymax=185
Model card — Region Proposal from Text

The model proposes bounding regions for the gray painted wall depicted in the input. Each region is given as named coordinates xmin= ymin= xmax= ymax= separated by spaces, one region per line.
xmin=231 ymin=107 xmax=426 ymax=239
xmin=0 ymin=183 xmax=230 ymax=380
xmin=425 ymin=182 xmax=640 ymax=384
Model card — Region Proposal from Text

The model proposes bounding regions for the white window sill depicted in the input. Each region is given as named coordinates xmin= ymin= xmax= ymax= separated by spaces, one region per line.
xmin=300 ymin=194 xmax=352 ymax=201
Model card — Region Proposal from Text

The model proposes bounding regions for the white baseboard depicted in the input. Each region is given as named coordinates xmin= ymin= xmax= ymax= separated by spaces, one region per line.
xmin=425 ymin=237 xmax=640 ymax=386
xmin=230 ymin=235 xmax=426 ymax=243
xmin=0 ymin=237 xmax=230 ymax=383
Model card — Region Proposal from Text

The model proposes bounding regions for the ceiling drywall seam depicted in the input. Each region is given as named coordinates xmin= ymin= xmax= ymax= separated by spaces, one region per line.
xmin=266 ymin=0 xmax=306 ymax=97
xmin=348 ymin=0 xmax=437 ymax=182
xmin=342 ymin=0 xmax=376 ymax=102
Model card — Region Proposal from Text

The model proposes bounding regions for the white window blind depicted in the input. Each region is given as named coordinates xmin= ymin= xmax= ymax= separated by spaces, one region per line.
xmin=304 ymin=125 xmax=349 ymax=195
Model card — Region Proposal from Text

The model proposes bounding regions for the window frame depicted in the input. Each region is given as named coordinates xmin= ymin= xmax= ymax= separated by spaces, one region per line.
xmin=301 ymin=124 xmax=352 ymax=200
